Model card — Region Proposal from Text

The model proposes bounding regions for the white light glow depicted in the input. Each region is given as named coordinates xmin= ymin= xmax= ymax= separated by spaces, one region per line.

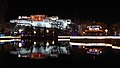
xmin=112 ymin=46 xmax=120 ymax=49
xmin=18 ymin=42 xmax=22 ymax=47
xmin=58 ymin=36 xmax=70 ymax=38
xmin=46 ymin=42 xmax=49 ymax=46
xmin=34 ymin=42 xmax=36 ymax=45
xmin=0 ymin=36 xmax=21 ymax=39
xmin=46 ymin=29 xmax=49 ymax=33
xmin=19 ymin=29 xmax=23 ymax=33
xmin=0 ymin=39 xmax=21 ymax=43
xmin=52 ymin=41 xmax=54 ymax=44
xmin=70 ymin=36 xmax=120 ymax=39
xmin=18 ymin=54 xmax=21 ymax=57
xmin=34 ymin=31 xmax=36 ymax=34
xmin=69 ymin=42 xmax=112 ymax=46
xmin=10 ymin=15 xmax=71 ymax=29
xmin=58 ymin=39 xmax=70 ymax=41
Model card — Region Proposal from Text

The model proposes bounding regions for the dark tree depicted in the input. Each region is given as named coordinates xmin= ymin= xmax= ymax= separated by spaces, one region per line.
xmin=0 ymin=0 xmax=7 ymax=23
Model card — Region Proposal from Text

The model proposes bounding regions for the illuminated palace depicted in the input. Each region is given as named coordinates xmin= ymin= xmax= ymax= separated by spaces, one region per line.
xmin=9 ymin=15 xmax=72 ymax=36
xmin=10 ymin=15 xmax=71 ymax=29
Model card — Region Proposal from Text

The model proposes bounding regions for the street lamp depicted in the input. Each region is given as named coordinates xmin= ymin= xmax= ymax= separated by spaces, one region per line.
xmin=46 ymin=29 xmax=49 ymax=33
xmin=19 ymin=29 xmax=23 ymax=33
xmin=83 ymin=32 xmax=85 ymax=35
xmin=105 ymin=29 xmax=108 ymax=35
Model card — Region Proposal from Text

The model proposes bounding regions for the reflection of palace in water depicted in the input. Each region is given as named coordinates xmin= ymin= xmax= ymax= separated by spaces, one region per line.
xmin=9 ymin=39 xmax=71 ymax=59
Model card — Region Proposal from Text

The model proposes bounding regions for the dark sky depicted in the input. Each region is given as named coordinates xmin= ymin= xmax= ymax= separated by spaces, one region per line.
xmin=6 ymin=0 xmax=120 ymax=24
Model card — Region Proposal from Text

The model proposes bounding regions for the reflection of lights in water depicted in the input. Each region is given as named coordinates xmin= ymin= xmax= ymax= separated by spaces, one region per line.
xmin=18 ymin=54 xmax=21 ymax=57
xmin=0 ymin=34 xmax=5 ymax=36
xmin=52 ymin=41 xmax=54 ymax=44
xmin=87 ymin=48 xmax=102 ymax=55
xmin=52 ymin=31 xmax=54 ymax=34
xmin=21 ymin=40 xmax=24 ymax=45
xmin=30 ymin=53 xmax=46 ymax=59
xmin=14 ymin=32 xmax=18 ymax=34
xmin=93 ymin=56 xmax=95 ymax=59
xmin=0 ymin=42 xmax=5 ymax=44
xmin=34 ymin=30 xmax=36 ymax=34
xmin=49 ymin=54 xmax=58 ymax=58
xmin=34 ymin=42 xmax=36 ymax=45
xmin=18 ymin=42 xmax=22 ymax=47
xmin=10 ymin=46 xmax=71 ymax=59
xmin=46 ymin=42 xmax=49 ymax=46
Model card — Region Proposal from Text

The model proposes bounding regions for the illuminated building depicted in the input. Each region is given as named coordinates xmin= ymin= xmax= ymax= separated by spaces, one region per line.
xmin=84 ymin=23 xmax=104 ymax=36
xmin=9 ymin=15 xmax=71 ymax=37
xmin=10 ymin=15 xmax=71 ymax=29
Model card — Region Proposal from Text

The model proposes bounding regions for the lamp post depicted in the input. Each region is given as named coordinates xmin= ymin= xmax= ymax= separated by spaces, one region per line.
xmin=105 ymin=29 xmax=108 ymax=35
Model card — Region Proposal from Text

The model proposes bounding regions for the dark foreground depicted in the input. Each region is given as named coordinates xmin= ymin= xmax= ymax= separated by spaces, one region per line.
xmin=1 ymin=50 xmax=120 ymax=68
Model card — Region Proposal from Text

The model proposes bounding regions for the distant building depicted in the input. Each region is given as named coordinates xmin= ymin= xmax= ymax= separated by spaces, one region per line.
xmin=84 ymin=23 xmax=104 ymax=35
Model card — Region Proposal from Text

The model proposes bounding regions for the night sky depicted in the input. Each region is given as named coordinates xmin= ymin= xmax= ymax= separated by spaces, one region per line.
xmin=5 ymin=0 xmax=120 ymax=24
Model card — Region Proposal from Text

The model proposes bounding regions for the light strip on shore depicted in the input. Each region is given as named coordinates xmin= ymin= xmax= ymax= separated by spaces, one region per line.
xmin=70 ymin=36 xmax=106 ymax=39
xmin=69 ymin=42 xmax=112 ymax=46
xmin=58 ymin=39 xmax=70 ymax=41
xmin=112 ymin=46 xmax=120 ymax=49
xmin=58 ymin=36 xmax=120 ymax=39
xmin=0 ymin=39 xmax=21 ymax=42
xmin=58 ymin=36 xmax=70 ymax=38
xmin=70 ymin=36 xmax=120 ymax=39
xmin=0 ymin=36 xmax=21 ymax=38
